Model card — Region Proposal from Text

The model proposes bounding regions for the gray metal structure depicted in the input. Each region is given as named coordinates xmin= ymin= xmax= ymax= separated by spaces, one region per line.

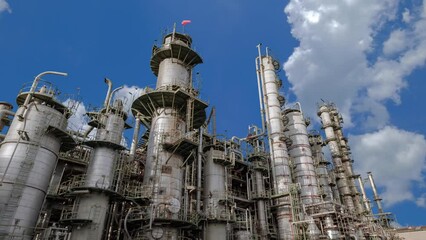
xmin=0 ymin=72 xmax=73 ymax=239
xmin=257 ymin=49 xmax=293 ymax=240
xmin=0 ymin=29 xmax=401 ymax=240
xmin=318 ymin=104 xmax=355 ymax=212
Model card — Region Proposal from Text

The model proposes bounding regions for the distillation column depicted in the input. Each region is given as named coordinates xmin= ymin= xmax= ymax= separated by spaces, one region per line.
xmin=317 ymin=105 xmax=355 ymax=212
xmin=309 ymin=132 xmax=340 ymax=239
xmin=283 ymin=108 xmax=320 ymax=205
xmin=283 ymin=108 xmax=321 ymax=238
xmin=330 ymin=108 xmax=364 ymax=215
xmin=257 ymin=51 xmax=292 ymax=239
xmin=0 ymin=72 xmax=73 ymax=239
xmin=64 ymin=80 xmax=128 ymax=240
xmin=131 ymin=31 xmax=206 ymax=239
xmin=203 ymin=146 xmax=234 ymax=240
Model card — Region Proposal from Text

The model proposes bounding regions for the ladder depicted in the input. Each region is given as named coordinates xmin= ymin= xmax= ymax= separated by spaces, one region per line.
xmin=0 ymin=142 xmax=39 ymax=236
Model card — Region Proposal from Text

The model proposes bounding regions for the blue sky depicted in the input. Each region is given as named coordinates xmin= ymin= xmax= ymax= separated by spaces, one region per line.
xmin=1 ymin=1 xmax=425 ymax=226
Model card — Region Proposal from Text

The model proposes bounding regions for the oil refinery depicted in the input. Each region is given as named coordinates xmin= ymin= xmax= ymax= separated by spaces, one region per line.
xmin=0 ymin=30 xmax=403 ymax=239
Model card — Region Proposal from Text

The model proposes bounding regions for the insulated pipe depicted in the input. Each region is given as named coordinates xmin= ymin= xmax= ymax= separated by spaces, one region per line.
xmin=357 ymin=176 xmax=372 ymax=214
xmin=255 ymin=44 xmax=266 ymax=134
xmin=367 ymin=172 xmax=384 ymax=214
xmin=103 ymin=78 xmax=113 ymax=109
xmin=258 ymin=49 xmax=292 ymax=239
xmin=196 ymin=127 xmax=203 ymax=213
xmin=17 ymin=71 xmax=68 ymax=120
xmin=130 ymin=114 xmax=141 ymax=159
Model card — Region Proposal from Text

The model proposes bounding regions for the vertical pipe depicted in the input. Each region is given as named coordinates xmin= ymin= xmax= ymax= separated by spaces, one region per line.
xmin=103 ymin=78 xmax=113 ymax=109
xmin=255 ymin=44 xmax=266 ymax=133
xmin=130 ymin=114 xmax=141 ymax=159
xmin=367 ymin=172 xmax=383 ymax=214
xmin=357 ymin=176 xmax=371 ymax=214
xmin=196 ymin=127 xmax=203 ymax=213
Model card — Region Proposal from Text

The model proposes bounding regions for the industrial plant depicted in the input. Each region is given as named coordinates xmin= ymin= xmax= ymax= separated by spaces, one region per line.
xmin=0 ymin=29 xmax=402 ymax=239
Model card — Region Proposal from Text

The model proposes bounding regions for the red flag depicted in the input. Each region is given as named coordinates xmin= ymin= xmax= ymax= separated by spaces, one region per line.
xmin=181 ymin=20 xmax=191 ymax=26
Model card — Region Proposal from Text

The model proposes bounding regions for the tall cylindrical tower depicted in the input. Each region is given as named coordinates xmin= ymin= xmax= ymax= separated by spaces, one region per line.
xmin=203 ymin=146 xmax=234 ymax=240
xmin=131 ymin=31 xmax=207 ymax=239
xmin=308 ymin=132 xmax=334 ymax=202
xmin=317 ymin=105 xmax=355 ymax=212
xmin=283 ymin=108 xmax=320 ymax=205
xmin=0 ymin=74 xmax=73 ymax=239
xmin=257 ymin=52 xmax=292 ymax=239
xmin=60 ymin=80 xmax=128 ymax=240
xmin=330 ymin=108 xmax=364 ymax=215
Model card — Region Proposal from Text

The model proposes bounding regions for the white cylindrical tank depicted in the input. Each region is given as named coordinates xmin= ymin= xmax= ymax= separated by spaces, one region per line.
xmin=0 ymin=102 xmax=68 ymax=239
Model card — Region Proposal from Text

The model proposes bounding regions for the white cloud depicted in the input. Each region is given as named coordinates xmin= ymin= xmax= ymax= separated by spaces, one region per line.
xmin=63 ymin=99 xmax=90 ymax=133
xmin=383 ymin=29 xmax=408 ymax=56
xmin=402 ymin=8 xmax=411 ymax=23
xmin=416 ymin=193 xmax=426 ymax=208
xmin=112 ymin=85 xmax=144 ymax=116
xmin=284 ymin=0 xmax=426 ymax=129
xmin=350 ymin=126 xmax=426 ymax=207
xmin=0 ymin=0 xmax=11 ymax=14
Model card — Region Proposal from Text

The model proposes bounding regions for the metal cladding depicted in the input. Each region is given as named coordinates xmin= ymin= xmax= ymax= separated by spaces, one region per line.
xmin=258 ymin=55 xmax=292 ymax=240
xmin=203 ymin=147 xmax=233 ymax=240
xmin=283 ymin=108 xmax=320 ymax=206
xmin=330 ymin=108 xmax=364 ymax=215
xmin=65 ymin=83 xmax=128 ymax=240
xmin=0 ymin=102 xmax=13 ymax=132
xmin=131 ymin=30 xmax=207 ymax=239
xmin=0 ymin=76 xmax=73 ymax=239
xmin=358 ymin=176 xmax=372 ymax=214
xmin=368 ymin=172 xmax=384 ymax=214
xmin=318 ymin=104 xmax=355 ymax=212
xmin=0 ymin=31 xmax=401 ymax=240
xmin=309 ymin=132 xmax=335 ymax=202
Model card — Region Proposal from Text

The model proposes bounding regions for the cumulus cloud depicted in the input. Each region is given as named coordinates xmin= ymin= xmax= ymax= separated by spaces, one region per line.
xmin=284 ymin=0 xmax=426 ymax=209
xmin=63 ymin=99 xmax=90 ymax=133
xmin=0 ymin=0 xmax=11 ymax=14
xmin=111 ymin=85 xmax=144 ymax=116
xmin=383 ymin=29 xmax=408 ymax=56
xmin=284 ymin=0 xmax=426 ymax=128
xmin=402 ymin=8 xmax=411 ymax=23
xmin=350 ymin=126 xmax=426 ymax=206
xmin=416 ymin=193 xmax=426 ymax=208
